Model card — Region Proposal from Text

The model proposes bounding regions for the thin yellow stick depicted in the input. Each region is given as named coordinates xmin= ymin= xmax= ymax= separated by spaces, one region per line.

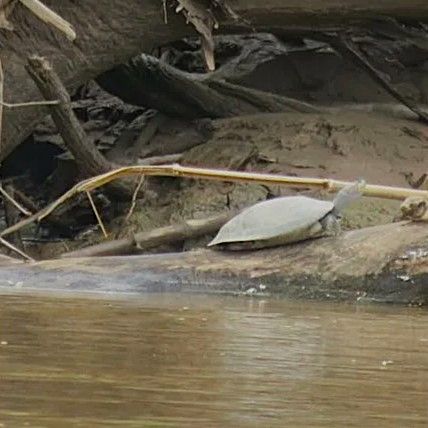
xmin=77 ymin=164 xmax=428 ymax=200
xmin=86 ymin=191 xmax=108 ymax=238
xmin=2 ymin=164 xmax=428 ymax=238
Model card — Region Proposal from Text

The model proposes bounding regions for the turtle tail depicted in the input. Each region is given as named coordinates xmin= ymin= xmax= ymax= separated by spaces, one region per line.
xmin=333 ymin=179 xmax=366 ymax=213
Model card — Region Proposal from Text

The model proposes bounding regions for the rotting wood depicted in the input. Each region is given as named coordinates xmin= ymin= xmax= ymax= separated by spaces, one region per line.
xmin=61 ymin=211 xmax=235 ymax=258
xmin=98 ymin=55 xmax=321 ymax=119
xmin=0 ymin=222 xmax=427 ymax=305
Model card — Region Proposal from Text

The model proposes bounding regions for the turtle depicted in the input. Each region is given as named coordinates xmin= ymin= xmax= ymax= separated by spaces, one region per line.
xmin=208 ymin=180 xmax=366 ymax=250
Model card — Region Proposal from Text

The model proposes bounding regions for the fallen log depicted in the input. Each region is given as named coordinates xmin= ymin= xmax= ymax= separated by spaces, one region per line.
xmin=61 ymin=211 xmax=234 ymax=258
xmin=3 ymin=0 xmax=428 ymax=161
xmin=0 ymin=221 xmax=427 ymax=305
xmin=97 ymin=55 xmax=320 ymax=118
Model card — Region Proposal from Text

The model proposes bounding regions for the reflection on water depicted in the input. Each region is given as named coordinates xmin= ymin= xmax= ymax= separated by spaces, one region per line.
xmin=0 ymin=293 xmax=427 ymax=427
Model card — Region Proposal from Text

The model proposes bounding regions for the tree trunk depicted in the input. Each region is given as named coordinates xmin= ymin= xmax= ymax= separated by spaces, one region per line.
xmin=1 ymin=0 xmax=428 ymax=161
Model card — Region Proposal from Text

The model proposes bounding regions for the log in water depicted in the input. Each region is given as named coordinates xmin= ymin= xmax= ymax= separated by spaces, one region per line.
xmin=0 ymin=222 xmax=427 ymax=304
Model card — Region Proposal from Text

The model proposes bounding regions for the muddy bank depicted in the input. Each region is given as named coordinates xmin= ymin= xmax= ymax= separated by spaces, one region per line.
xmin=32 ymin=108 xmax=421 ymax=258
xmin=1 ymin=221 xmax=427 ymax=305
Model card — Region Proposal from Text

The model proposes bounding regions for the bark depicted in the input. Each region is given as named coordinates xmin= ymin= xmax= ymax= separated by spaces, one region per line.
xmin=0 ymin=221 xmax=427 ymax=305
xmin=97 ymin=55 xmax=321 ymax=118
xmin=61 ymin=211 xmax=234 ymax=258
xmin=25 ymin=56 xmax=114 ymax=177
xmin=1 ymin=0 xmax=428 ymax=161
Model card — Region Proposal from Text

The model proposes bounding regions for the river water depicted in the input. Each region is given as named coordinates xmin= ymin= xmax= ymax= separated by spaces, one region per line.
xmin=0 ymin=293 xmax=427 ymax=427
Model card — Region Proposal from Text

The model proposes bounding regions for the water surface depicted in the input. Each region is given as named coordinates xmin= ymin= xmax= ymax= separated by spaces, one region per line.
xmin=0 ymin=293 xmax=427 ymax=427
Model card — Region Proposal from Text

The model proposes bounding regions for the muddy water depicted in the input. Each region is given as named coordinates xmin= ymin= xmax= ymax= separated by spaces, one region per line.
xmin=0 ymin=294 xmax=427 ymax=427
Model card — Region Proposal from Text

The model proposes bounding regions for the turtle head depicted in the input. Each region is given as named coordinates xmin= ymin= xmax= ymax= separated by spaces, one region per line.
xmin=332 ymin=179 xmax=366 ymax=214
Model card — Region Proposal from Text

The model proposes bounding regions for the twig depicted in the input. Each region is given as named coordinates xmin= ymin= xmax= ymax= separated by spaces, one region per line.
xmin=19 ymin=0 xmax=76 ymax=41
xmin=0 ymin=236 xmax=34 ymax=261
xmin=2 ymin=184 xmax=24 ymax=251
xmin=86 ymin=191 xmax=108 ymax=238
xmin=12 ymin=188 xmax=39 ymax=212
xmin=0 ymin=184 xmax=32 ymax=216
xmin=124 ymin=176 xmax=145 ymax=225
xmin=1 ymin=99 xmax=60 ymax=108
xmin=2 ymin=164 xmax=428 ymax=239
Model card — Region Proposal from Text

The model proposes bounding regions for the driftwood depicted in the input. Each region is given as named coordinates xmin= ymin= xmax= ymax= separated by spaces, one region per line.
xmin=0 ymin=221 xmax=427 ymax=305
xmin=97 ymin=55 xmax=321 ymax=118
xmin=61 ymin=211 xmax=234 ymax=258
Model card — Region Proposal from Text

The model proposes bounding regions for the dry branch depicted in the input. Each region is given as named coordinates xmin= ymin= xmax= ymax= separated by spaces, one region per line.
xmin=25 ymin=56 xmax=131 ymax=199
xmin=2 ymin=184 xmax=24 ymax=251
xmin=19 ymin=0 xmax=76 ymax=41
xmin=26 ymin=56 xmax=114 ymax=177
xmin=61 ymin=211 xmax=234 ymax=258
xmin=0 ymin=184 xmax=31 ymax=216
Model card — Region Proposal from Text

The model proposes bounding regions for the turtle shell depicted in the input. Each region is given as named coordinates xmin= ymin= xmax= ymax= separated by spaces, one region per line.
xmin=208 ymin=196 xmax=334 ymax=248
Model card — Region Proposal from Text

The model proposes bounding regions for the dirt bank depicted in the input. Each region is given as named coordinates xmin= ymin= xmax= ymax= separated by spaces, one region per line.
xmin=33 ymin=108 xmax=425 ymax=258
